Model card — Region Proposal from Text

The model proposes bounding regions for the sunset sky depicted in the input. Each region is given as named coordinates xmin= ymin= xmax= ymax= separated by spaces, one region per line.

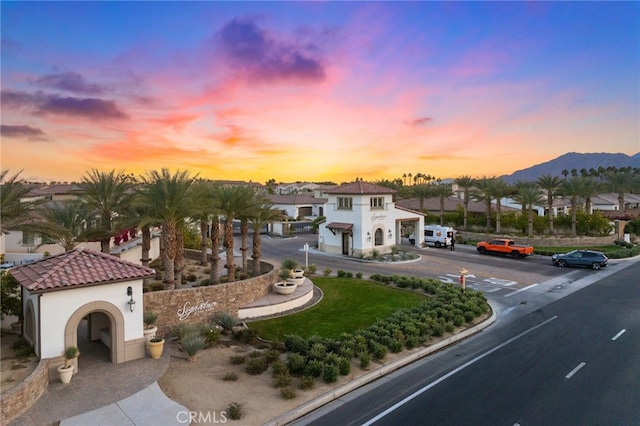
xmin=1 ymin=1 xmax=638 ymax=184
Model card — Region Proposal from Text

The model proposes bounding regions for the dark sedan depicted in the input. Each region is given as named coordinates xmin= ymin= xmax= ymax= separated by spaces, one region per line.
xmin=551 ymin=250 xmax=608 ymax=270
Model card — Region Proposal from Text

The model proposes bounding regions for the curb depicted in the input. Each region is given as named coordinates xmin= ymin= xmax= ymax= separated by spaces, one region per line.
xmin=265 ymin=304 xmax=498 ymax=426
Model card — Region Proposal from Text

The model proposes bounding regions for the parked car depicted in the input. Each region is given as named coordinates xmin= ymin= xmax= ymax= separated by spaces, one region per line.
xmin=551 ymin=250 xmax=608 ymax=270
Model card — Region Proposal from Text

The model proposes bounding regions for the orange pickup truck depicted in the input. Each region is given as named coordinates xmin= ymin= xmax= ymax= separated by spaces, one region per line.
xmin=476 ymin=239 xmax=534 ymax=258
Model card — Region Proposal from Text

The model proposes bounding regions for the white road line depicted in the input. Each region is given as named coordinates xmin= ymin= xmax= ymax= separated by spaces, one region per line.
xmin=504 ymin=283 xmax=538 ymax=297
xmin=361 ymin=315 xmax=559 ymax=426
xmin=612 ymin=329 xmax=626 ymax=341
xmin=565 ymin=362 xmax=586 ymax=379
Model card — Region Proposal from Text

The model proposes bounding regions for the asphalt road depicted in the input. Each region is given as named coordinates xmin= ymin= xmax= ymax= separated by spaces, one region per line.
xmin=292 ymin=256 xmax=639 ymax=426
xmin=260 ymin=233 xmax=598 ymax=298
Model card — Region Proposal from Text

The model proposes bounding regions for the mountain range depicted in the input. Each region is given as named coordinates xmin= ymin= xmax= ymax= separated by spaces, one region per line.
xmin=501 ymin=152 xmax=640 ymax=183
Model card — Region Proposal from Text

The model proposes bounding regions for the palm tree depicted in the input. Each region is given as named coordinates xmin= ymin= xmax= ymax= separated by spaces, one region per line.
xmin=34 ymin=200 xmax=89 ymax=251
xmin=485 ymin=178 xmax=513 ymax=234
xmin=1 ymin=170 xmax=42 ymax=230
xmin=580 ymin=177 xmax=602 ymax=214
xmin=454 ymin=175 xmax=475 ymax=229
xmin=214 ymin=185 xmax=257 ymax=282
xmin=137 ymin=168 xmax=197 ymax=290
xmin=81 ymin=169 xmax=133 ymax=253
xmin=432 ymin=183 xmax=452 ymax=226
xmin=536 ymin=174 xmax=562 ymax=234
xmin=558 ymin=177 xmax=586 ymax=237
xmin=471 ymin=177 xmax=494 ymax=231
xmin=513 ymin=181 xmax=544 ymax=237
xmin=412 ymin=184 xmax=432 ymax=212
xmin=249 ymin=203 xmax=281 ymax=276
xmin=604 ymin=167 xmax=640 ymax=214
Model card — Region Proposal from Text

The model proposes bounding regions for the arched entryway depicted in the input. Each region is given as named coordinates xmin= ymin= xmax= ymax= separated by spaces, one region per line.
xmin=24 ymin=299 xmax=35 ymax=346
xmin=64 ymin=301 xmax=126 ymax=370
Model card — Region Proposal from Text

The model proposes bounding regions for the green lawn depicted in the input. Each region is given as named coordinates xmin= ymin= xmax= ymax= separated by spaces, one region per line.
xmin=248 ymin=277 xmax=429 ymax=340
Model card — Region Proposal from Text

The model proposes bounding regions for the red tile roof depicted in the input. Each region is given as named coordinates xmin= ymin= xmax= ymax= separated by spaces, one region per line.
xmin=323 ymin=181 xmax=396 ymax=195
xmin=10 ymin=248 xmax=156 ymax=294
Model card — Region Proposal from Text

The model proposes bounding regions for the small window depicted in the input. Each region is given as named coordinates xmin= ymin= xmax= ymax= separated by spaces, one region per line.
xmin=337 ymin=197 xmax=353 ymax=210
xmin=22 ymin=231 xmax=36 ymax=245
xmin=370 ymin=197 xmax=385 ymax=209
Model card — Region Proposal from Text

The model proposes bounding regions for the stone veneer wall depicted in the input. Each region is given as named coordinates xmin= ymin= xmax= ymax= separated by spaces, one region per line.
xmin=458 ymin=231 xmax=617 ymax=247
xmin=143 ymin=262 xmax=279 ymax=336
xmin=1 ymin=358 xmax=50 ymax=423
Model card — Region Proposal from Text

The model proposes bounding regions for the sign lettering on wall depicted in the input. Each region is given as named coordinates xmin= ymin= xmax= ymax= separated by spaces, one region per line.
xmin=371 ymin=214 xmax=386 ymax=222
xmin=177 ymin=300 xmax=217 ymax=321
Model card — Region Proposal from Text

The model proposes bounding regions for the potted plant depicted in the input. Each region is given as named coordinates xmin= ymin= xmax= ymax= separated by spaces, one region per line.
xmin=148 ymin=335 xmax=165 ymax=359
xmin=273 ymin=267 xmax=298 ymax=295
xmin=143 ymin=310 xmax=158 ymax=345
xmin=57 ymin=345 xmax=79 ymax=384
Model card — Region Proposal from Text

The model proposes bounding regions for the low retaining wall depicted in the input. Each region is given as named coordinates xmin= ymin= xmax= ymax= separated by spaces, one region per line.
xmin=143 ymin=263 xmax=279 ymax=336
xmin=1 ymin=358 xmax=50 ymax=423
xmin=458 ymin=232 xmax=617 ymax=247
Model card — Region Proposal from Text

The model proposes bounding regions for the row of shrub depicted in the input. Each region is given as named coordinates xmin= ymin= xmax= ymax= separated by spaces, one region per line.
xmin=275 ymin=276 xmax=489 ymax=384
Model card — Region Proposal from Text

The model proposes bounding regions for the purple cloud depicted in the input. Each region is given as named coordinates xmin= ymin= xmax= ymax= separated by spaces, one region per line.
xmin=1 ymin=90 xmax=128 ymax=120
xmin=406 ymin=117 xmax=434 ymax=127
xmin=37 ymin=96 xmax=128 ymax=119
xmin=0 ymin=124 xmax=48 ymax=141
xmin=218 ymin=17 xmax=326 ymax=82
xmin=33 ymin=71 xmax=106 ymax=95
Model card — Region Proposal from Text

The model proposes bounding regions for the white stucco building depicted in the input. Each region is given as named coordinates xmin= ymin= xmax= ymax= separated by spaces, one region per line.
xmin=318 ymin=181 xmax=424 ymax=257
xmin=10 ymin=248 xmax=156 ymax=379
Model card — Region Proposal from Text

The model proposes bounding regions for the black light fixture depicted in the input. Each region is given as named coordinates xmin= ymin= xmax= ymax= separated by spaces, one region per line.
xmin=388 ymin=229 xmax=393 ymax=239
xmin=127 ymin=286 xmax=136 ymax=312
xmin=367 ymin=232 xmax=371 ymax=241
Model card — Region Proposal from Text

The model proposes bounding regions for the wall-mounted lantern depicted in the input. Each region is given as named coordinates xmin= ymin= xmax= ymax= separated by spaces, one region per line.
xmin=127 ymin=286 xmax=136 ymax=312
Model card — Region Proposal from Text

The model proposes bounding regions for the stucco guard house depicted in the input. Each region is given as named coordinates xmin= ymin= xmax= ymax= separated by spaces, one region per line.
xmin=10 ymin=248 xmax=156 ymax=379
xmin=318 ymin=181 xmax=424 ymax=257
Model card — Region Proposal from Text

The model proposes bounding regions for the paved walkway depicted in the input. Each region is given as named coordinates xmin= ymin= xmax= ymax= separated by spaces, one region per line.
xmin=10 ymin=321 xmax=178 ymax=426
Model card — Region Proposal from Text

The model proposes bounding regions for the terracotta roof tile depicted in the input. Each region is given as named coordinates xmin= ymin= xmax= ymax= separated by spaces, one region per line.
xmin=324 ymin=181 xmax=396 ymax=195
xmin=10 ymin=248 xmax=156 ymax=294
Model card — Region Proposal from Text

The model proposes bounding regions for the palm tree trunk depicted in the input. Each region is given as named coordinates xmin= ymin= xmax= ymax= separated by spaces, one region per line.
xmin=527 ymin=208 xmax=534 ymax=237
xmin=496 ymin=202 xmax=502 ymax=234
xmin=141 ymin=225 xmax=152 ymax=286
xmin=224 ymin=217 xmax=235 ymax=282
xmin=439 ymin=197 xmax=445 ymax=226
xmin=571 ymin=199 xmax=578 ymax=237
xmin=174 ymin=229 xmax=184 ymax=289
xmin=463 ymin=200 xmax=469 ymax=229
xmin=209 ymin=217 xmax=220 ymax=284
xmin=200 ymin=221 xmax=208 ymax=265
xmin=163 ymin=223 xmax=177 ymax=290
xmin=547 ymin=195 xmax=554 ymax=235
xmin=240 ymin=218 xmax=249 ymax=272
xmin=101 ymin=238 xmax=111 ymax=254
xmin=252 ymin=229 xmax=261 ymax=276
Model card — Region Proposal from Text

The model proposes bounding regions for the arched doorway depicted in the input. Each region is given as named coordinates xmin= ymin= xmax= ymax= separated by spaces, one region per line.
xmin=64 ymin=301 xmax=126 ymax=370
xmin=24 ymin=300 xmax=35 ymax=346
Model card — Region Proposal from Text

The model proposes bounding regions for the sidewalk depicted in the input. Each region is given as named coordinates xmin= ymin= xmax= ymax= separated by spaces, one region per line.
xmin=10 ymin=324 xmax=179 ymax=426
